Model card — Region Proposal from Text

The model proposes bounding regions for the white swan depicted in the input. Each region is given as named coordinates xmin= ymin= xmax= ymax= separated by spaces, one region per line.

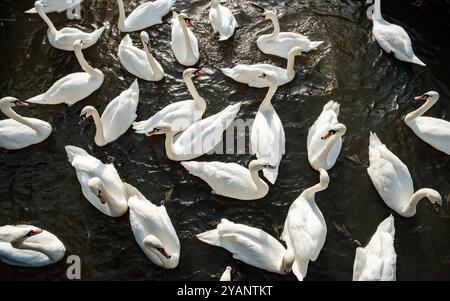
xmin=371 ymin=0 xmax=426 ymax=66
xmin=220 ymin=266 xmax=232 ymax=281
xmin=116 ymin=0 xmax=176 ymax=32
xmin=118 ymin=32 xmax=165 ymax=81
xmin=221 ymin=46 xmax=304 ymax=88
xmin=26 ymin=0 xmax=83 ymax=20
xmin=250 ymin=72 xmax=285 ymax=184
xmin=367 ymin=132 xmax=442 ymax=217
xmin=34 ymin=1 xmax=104 ymax=51
xmin=171 ymin=12 xmax=200 ymax=66
xmin=27 ymin=40 xmax=104 ymax=106
xmin=281 ymin=169 xmax=329 ymax=281
xmin=197 ymin=218 xmax=295 ymax=274
xmin=307 ymin=101 xmax=346 ymax=171
xmin=405 ymin=91 xmax=450 ymax=155
xmin=257 ymin=10 xmax=323 ymax=59
xmin=0 ymin=224 xmax=65 ymax=267
xmin=133 ymin=68 xmax=206 ymax=135
xmin=79 ymin=80 xmax=139 ymax=146
xmin=65 ymin=145 xmax=129 ymax=217
xmin=0 ymin=97 xmax=52 ymax=150
xmin=127 ymin=184 xmax=180 ymax=269
xmin=181 ymin=159 xmax=274 ymax=200
xmin=151 ymin=102 xmax=240 ymax=161
xmin=353 ymin=215 xmax=397 ymax=281
xmin=209 ymin=0 xmax=237 ymax=41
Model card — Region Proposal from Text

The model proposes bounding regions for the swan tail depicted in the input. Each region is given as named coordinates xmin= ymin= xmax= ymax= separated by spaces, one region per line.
xmin=309 ymin=41 xmax=324 ymax=50
xmin=26 ymin=93 xmax=48 ymax=104
xmin=292 ymin=257 xmax=309 ymax=281
xmin=25 ymin=8 xmax=37 ymax=13
xmin=221 ymin=68 xmax=235 ymax=78
xmin=368 ymin=132 xmax=383 ymax=166
xmin=65 ymin=145 xmax=89 ymax=164
xmin=129 ymin=79 xmax=140 ymax=105
xmin=196 ymin=229 xmax=222 ymax=247
xmin=411 ymin=55 xmax=426 ymax=67
xmin=132 ymin=115 xmax=161 ymax=135
xmin=377 ymin=214 xmax=395 ymax=237
xmin=91 ymin=27 xmax=106 ymax=41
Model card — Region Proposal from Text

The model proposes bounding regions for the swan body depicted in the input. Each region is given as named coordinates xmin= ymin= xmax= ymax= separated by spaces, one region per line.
xmin=0 ymin=225 xmax=65 ymax=267
xmin=80 ymin=79 xmax=139 ymax=146
xmin=118 ymin=32 xmax=165 ymax=81
xmin=127 ymin=184 xmax=180 ymax=269
xmin=27 ymin=40 xmax=104 ymax=106
xmin=209 ymin=0 xmax=237 ymax=41
xmin=257 ymin=11 xmax=323 ymax=59
xmin=34 ymin=1 xmax=104 ymax=51
xmin=133 ymin=68 xmax=206 ymax=135
xmin=65 ymin=145 xmax=129 ymax=217
xmin=153 ymin=102 xmax=240 ymax=161
xmin=404 ymin=91 xmax=450 ymax=155
xmin=281 ymin=169 xmax=329 ymax=281
xmin=353 ymin=215 xmax=397 ymax=281
xmin=197 ymin=218 xmax=294 ymax=274
xmin=171 ymin=12 xmax=200 ymax=66
xmin=116 ymin=0 xmax=176 ymax=32
xmin=221 ymin=47 xmax=303 ymax=88
xmin=307 ymin=101 xmax=346 ymax=171
xmin=371 ymin=0 xmax=425 ymax=66
xmin=0 ymin=97 xmax=52 ymax=150
xmin=250 ymin=72 xmax=285 ymax=184
xmin=181 ymin=159 xmax=274 ymax=200
xmin=367 ymin=132 xmax=442 ymax=217
xmin=26 ymin=0 xmax=83 ymax=20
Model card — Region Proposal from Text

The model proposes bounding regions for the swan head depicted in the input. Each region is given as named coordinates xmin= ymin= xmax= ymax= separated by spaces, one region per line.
xmin=320 ymin=123 xmax=347 ymax=140
xmin=88 ymin=177 xmax=107 ymax=205
xmin=258 ymin=71 xmax=277 ymax=84
xmin=147 ymin=122 xmax=173 ymax=136
xmin=34 ymin=1 xmax=45 ymax=11
xmin=415 ymin=91 xmax=439 ymax=103
xmin=248 ymin=160 xmax=276 ymax=172
xmin=177 ymin=13 xmax=193 ymax=27
xmin=183 ymin=68 xmax=204 ymax=79
xmin=140 ymin=31 xmax=150 ymax=45
xmin=211 ymin=0 xmax=220 ymax=7
xmin=426 ymin=190 xmax=443 ymax=213
xmin=143 ymin=235 xmax=172 ymax=259
xmin=282 ymin=247 xmax=295 ymax=273
xmin=0 ymin=225 xmax=42 ymax=243
xmin=73 ymin=39 xmax=87 ymax=50
xmin=0 ymin=97 xmax=28 ymax=108
xmin=261 ymin=10 xmax=277 ymax=21
xmin=79 ymin=106 xmax=96 ymax=125
xmin=288 ymin=46 xmax=306 ymax=57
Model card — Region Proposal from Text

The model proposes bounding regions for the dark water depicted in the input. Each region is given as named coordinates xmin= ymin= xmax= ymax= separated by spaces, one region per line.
xmin=0 ymin=0 xmax=449 ymax=281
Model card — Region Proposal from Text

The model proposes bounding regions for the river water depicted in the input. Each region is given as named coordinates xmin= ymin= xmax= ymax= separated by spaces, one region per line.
xmin=0 ymin=0 xmax=449 ymax=280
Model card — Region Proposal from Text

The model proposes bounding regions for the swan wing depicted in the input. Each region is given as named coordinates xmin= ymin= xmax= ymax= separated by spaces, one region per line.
xmin=221 ymin=64 xmax=288 ymax=88
xmin=101 ymin=80 xmax=139 ymax=143
xmin=409 ymin=117 xmax=450 ymax=155
xmin=209 ymin=4 xmax=237 ymax=40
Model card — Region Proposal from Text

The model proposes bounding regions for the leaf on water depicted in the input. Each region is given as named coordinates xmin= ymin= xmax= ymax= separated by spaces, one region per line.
xmin=333 ymin=222 xmax=352 ymax=239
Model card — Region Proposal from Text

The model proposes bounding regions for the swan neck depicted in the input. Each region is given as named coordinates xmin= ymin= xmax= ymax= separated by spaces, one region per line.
xmin=250 ymin=168 xmax=267 ymax=192
xmin=75 ymin=46 xmax=98 ymax=76
xmin=405 ymin=98 xmax=436 ymax=124
xmin=302 ymin=180 xmax=328 ymax=200
xmin=117 ymin=0 xmax=126 ymax=30
xmin=268 ymin=16 xmax=280 ymax=39
xmin=286 ymin=51 xmax=297 ymax=76
xmin=184 ymin=75 xmax=206 ymax=111
xmin=373 ymin=0 xmax=383 ymax=20
xmin=164 ymin=131 xmax=178 ymax=161
xmin=101 ymin=181 xmax=126 ymax=215
xmin=179 ymin=17 xmax=195 ymax=59
xmin=143 ymin=43 xmax=162 ymax=78
xmin=37 ymin=8 xmax=57 ymax=33
xmin=90 ymin=109 xmax=106 ymax=146
xmin=403 ymin=188 xmax=436 ymax=215
xmin=13 ymin=240 xmax=56 ymax=261
xmin=260 ymin=82 xmax=278 ymax=110
xmin=1 ymin=106 xmax=41 ymax=134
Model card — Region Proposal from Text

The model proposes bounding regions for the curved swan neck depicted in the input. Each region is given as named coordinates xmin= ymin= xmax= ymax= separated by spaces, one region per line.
xmin=178 ymin=17 xmax=195 ymax=60
xmin=405 ymin=98 xmax=437 ymax=124
xmin=143 ymin=43 xmax=162 ymax=78
xmin=249 ymin=168 xmax=267 ymax=192
xmin=36 ymin=7 xmax=57 ymax=33
xmin=286 ymin=51 xmax=297 ymax=76
xmin=184 ymin=74 xmax=206 ymax=111
xmin=90 ymin=109 xmax=106 ymax=146
xmin=373 ymin=0 xmax=383 ymax=20
xmin=74 ymin=46 xmax=98 ymax=76
xmin=403 ymin=188 xmax=438 ymax=215
xmin=302 ymin=178 xmax=328 ymax=200
xmin=260 ymin=81 xmax=278 ymax=110
xmin=100 ymin=182 xmax=127 ymax=215
xmin=312 ymin=131 xmax=345 ymax=164
xmin=268 ymin=15 xmax=280 ymax=39
xmin=1 ymin=106 xmax=42 ymax=134
xmin=163 ymin=131 xmax=178 ymax=161
xmin=117 ymin=0 xmax=126 ymax=30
